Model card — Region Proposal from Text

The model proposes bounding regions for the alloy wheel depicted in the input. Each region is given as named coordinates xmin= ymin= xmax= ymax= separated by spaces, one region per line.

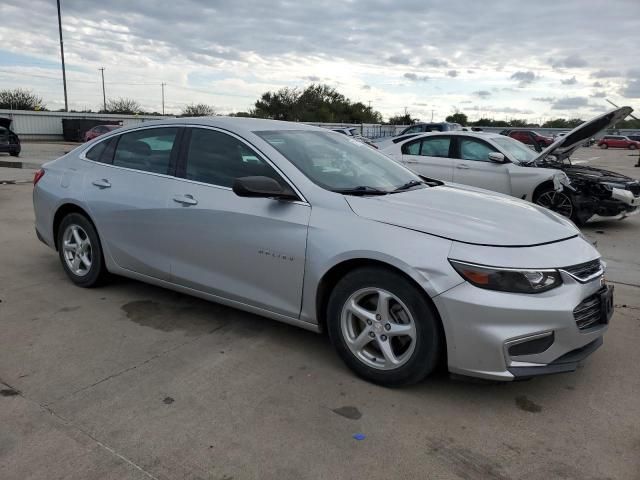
xmin=62 ymin=224 xmax=93 ymax=276
xmin=536 ymin=191 xmax=574 ymax=218
xmin=340 ymin=287 xmax=417 ymax=370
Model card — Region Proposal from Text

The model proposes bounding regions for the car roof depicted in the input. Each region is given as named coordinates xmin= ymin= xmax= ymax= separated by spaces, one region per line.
xmin=115 ymin=116 xmax=324 ymax=136
xmin=397 ymin=131 xmax=503 ymax=142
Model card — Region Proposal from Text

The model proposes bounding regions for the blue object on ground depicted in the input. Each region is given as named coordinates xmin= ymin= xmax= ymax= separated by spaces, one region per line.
xmin=353 ymin=433 xmax=366 ymax=441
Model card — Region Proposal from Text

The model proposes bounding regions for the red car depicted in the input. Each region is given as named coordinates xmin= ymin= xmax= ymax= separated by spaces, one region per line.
xmin=499 ymin=129 xmax=554 ymax=151
xmin=597 ymin=135 xmax=640 ymax=149
xmin=84 ymin=124 xmax=120 ymax=142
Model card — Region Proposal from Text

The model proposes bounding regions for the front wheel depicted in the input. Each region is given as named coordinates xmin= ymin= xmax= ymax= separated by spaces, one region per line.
xmin=629 ymin=144 xmax=637 ymax=150
xmin=57 ymin=213 xmax=108 ymax=287
xmin=327 ymin=267 xmax=443 ymax=386
xmin=534 ymin=188 xmax=575 ymax=220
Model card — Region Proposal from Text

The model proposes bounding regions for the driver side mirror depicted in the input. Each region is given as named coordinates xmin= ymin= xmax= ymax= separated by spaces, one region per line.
xmin=487 ymin=152 xmax=505 ymax=163
xmin=232 ymin=176 xmax=298 ymax=200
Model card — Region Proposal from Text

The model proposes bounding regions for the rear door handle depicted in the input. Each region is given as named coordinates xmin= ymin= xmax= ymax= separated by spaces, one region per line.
xmin=92 ymin=179 xmax=111 ymax=188
xmin=456 ymin=164 xmax=470 ymax=170
xmin=173 ymin=194 xmax=198 ymax=206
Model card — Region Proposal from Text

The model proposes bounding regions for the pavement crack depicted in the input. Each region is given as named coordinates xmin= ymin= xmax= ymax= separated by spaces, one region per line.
xmin=45 ymin=321 xmax=229 ymax=407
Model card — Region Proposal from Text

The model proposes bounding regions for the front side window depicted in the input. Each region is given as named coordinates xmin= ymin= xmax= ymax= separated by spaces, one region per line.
xmin=420 ymin=137 xmax=451 ymax=158
xmin=257 ymin=130 xmax=421 ymax=192
xmin=112 ymin=127 xmax=178 ymax=174
xmin=459 ymin=138 xmax=498 ymax=162
xmin=185 ymin=128 xmax=282 ymax=188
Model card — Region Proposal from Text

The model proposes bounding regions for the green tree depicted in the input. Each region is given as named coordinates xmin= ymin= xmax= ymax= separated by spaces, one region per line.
xmin=105 ymin=97 xmax=140 ymax=114
xmin=508 ymin=119 xmax=528 ymax=127
xmin=181 ymin=103 xmax=216 ymax=117
xmin=253 ymin=84 xmax=382 ymax=123
xmin=388 ymin=113 xmax=419 ymax=125
xmin=445 ymin=112 xmax=468 ymax=125
xmin=0 ymin=88 xmax=45 ymax=110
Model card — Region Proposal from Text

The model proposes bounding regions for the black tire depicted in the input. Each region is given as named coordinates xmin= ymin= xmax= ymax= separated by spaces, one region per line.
xmin=629 ymin=144 xmax=637 ymax=150
xmin=326 ymin=266 xmax=443 ymax=386
xmin=9 ymin=151 xmax=19 ymax=157
xmin=534 ymin=187 xmax=576 ymax=222
xmin=56 ymin=213 xmax=108 ymax=287
xmin=600 ymin=143 xmax=608 ymax=149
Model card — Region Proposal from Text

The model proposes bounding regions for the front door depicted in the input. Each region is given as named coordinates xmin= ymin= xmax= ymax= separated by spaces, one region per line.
xmin=167 ymin=127 xmax=310 ymax=318
xmin=452 ymin=137 xmax=512 ymax=195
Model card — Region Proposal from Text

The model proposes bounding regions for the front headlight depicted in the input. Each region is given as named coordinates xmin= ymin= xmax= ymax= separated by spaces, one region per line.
xmin=449 ymin=260 xmax=562 ymax=294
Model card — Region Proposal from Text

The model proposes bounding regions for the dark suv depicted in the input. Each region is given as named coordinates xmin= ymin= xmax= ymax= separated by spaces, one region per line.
xmin=398 ymin=122 xmax=462 ymax=136
xmin=0 ymin=118 xmax=21 ymax=157
xmin=499 ymin=129 xmax=554 ymax=151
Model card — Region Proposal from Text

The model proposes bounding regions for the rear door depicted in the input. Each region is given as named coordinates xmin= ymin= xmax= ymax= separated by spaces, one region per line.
xmin=400 ymin=136 xmax=454 ymax=181
xmin=82 ymin=126 xmax=183 ymax=280
xmin=166 ymin=127 xmax=311 ymax=318
xmin=452 ymin=136 xmax=511 ymax=194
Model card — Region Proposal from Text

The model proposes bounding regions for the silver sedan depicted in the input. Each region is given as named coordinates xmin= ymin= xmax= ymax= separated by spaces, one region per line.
xmin=33 ymin=117 xmax=612 ymax=385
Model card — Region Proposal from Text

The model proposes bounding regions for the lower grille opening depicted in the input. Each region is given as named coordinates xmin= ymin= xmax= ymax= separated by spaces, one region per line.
xmin=508 ymin=332 xmax=555 ymax=356
xmin=574 ymin=289 xmax=606 ymax=330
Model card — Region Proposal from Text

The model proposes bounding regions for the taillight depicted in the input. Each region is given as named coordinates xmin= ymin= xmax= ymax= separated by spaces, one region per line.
xmin=33 ymin=169 xmax=45 ymax=186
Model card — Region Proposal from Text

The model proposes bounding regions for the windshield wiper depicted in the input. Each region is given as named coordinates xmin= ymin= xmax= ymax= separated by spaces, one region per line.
xmin=392 ymin=179 xmax=425 ymax=192
xmin=331 ymin=186 xmax=390 ymax=196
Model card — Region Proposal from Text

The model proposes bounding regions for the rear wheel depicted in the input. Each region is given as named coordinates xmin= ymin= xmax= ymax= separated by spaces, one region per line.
xmin=57 ymin=213 xmax=107 ymax=287
xmin=327 ymin=267 xmax=442 ymax=386
xmin=534 ymin=188 xmax=574 ymax=220
xmin=9 ymin=151 xmax=19 ymax=157
xmin=600 ymin=143 xmax=608 ymax=149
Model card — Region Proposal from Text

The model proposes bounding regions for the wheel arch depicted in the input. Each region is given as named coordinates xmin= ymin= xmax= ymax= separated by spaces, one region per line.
xmin=532 ymin=180 xmax=556 ymax=202
xmin=315 ymin=258 xmax=448 ymax=362
xmin=52 ymin=202 xmax=99 ymax=251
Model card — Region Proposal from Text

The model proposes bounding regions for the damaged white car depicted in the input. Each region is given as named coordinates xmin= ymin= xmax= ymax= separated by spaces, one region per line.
xmin=381 ymin=130 xmax=573 ymax=216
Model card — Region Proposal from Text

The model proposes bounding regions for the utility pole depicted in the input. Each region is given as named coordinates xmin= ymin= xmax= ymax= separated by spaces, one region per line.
xmin=56 ymin=0 xmax=68 ymax=112
xmin=431 ymin=110 xmax=434 ymax=122
xmin=99 ymin=67 xmax=106 ymax=112
xmin=161 ymin=82 xmax=166 ymax=115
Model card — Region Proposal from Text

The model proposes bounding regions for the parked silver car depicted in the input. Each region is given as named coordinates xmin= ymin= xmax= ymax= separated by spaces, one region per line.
xmin=33 ymin=117 xmax=612 ymax=385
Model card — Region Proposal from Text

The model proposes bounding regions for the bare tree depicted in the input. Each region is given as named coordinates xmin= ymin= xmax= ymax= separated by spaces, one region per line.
xmin=0 ymin=88 xmax=45 ymax=110
xmin=105 ymin=97 xmax=141 ymax=114
xmin=181 ymin=103 xmax=216 ymax=117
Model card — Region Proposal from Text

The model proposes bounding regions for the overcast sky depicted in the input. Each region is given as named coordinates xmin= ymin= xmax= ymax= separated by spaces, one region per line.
xmin=0 ymin=0 xmax=638 ymax=121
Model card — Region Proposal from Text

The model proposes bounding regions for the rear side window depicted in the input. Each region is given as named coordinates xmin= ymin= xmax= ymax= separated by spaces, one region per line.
xmin=184 ymin=128 xmax=282 ymax=188
xmin=402 ymin=140 xmax=421 ymax=155
xmin=112 ymin=127 xmax=178 ymax=174
xmin=85 ymin=136 xmax=118 ymax=163
xmin=420 ymin=137 xmax=451 ymax=157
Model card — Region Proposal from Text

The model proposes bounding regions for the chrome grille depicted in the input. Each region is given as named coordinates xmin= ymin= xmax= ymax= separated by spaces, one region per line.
xmin=562 ymin=259 xmax=602 ymax=282
xmin=573 ymin=292 xmax=603 ymax=330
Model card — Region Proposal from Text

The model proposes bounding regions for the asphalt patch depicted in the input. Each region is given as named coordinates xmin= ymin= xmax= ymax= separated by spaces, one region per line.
xmin=1 ymin=388 xmax=20 ymax=397
xmin=332 ymin=406 xmax=362 ymax=420
xmin=515 ymin=395 xmax=542 ymax=412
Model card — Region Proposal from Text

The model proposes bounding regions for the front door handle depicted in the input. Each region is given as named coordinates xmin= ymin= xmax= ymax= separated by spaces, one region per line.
xmin=173 ymin=194 xmax=198 ymax=206
xmin=456 ymin=164 xmax=470 ymax=170
xmin=92 ymin=179 xmax=111 ymax=188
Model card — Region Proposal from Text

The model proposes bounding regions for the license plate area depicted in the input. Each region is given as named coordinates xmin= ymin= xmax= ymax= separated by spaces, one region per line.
xmin=599 ymin=285 xmax=614 ymax=324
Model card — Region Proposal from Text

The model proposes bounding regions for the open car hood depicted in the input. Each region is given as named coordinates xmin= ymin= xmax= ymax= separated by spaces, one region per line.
xmin=0 ymin=117 xmax=12 ymax=129
xmin=533 ymin=106 xmax=632 ymax=163
xmin=345 ymin=184 xmax=579 ymax=247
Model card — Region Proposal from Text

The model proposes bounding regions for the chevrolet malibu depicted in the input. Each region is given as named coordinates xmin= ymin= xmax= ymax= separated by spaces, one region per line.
xmin=33 ymin=117 xmax=613 ymax=385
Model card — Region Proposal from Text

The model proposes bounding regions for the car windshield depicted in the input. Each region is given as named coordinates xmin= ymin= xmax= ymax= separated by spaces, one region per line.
xmin=256 ymin=130 xmax=423 ymax=193
xmin=491 ymin=136 xmax=538 ymax=164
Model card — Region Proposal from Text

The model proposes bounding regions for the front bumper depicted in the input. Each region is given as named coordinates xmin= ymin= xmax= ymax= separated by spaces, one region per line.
xmin=433 ymin=271 xmax=609 ymax=381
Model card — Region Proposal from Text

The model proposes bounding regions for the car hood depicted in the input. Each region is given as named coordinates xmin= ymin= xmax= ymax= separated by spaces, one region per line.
xmin=0 ymin=117 xmax=12 ymax=129
xmin=534 ymin=106 xmax=633 ymax=162
xmin=345 ymin=184 xmax=579 ymax=247
xmin=560 ymin=164 xmax=636 ymax=184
